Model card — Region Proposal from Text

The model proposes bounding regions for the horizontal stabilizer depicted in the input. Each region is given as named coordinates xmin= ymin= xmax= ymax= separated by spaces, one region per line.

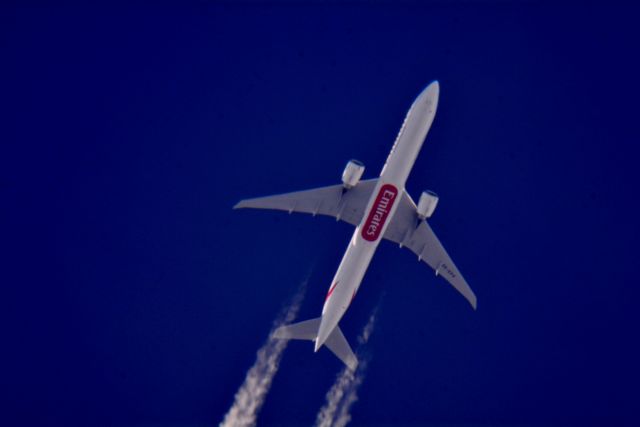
xmin=273 ymin=318 xmax=320 ymax=341
xmin=273 ymin=318 xmax=358 ymax=370
xmin=325 ymin=325 xmax=358 ymax=370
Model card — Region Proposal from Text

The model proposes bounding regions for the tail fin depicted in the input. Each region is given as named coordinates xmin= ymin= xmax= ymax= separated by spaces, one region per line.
xmin=274 ymin=318 xmax=358 ymax=370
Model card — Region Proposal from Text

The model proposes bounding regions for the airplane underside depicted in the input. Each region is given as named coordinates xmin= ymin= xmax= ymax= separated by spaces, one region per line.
xmin=235 ymin=81 xmax=476 ymax=370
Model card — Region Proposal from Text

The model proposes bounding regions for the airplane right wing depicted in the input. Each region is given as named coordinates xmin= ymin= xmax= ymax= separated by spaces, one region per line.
xmin=384 ymin=190 xmax=477 ymax=309
xmin=234 ymin=178 xmax=378 ymax=227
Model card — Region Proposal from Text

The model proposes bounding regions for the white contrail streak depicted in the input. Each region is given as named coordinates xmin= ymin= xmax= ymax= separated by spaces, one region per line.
xmin=219 ymin=281 xmax=307 ymax=427
xmin=315 ymin=308 xmax=378 ymax=427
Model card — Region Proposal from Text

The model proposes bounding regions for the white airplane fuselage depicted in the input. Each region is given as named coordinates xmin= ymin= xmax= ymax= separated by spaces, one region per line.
xmin=315 ymin=82 xmax=440 ymax=351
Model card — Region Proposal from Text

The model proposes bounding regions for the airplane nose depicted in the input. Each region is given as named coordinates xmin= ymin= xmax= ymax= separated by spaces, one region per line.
xmin=414 ymin=80 xmax=439 ymax=108
xmin=428 ymin=80 xmax=440 ymax=96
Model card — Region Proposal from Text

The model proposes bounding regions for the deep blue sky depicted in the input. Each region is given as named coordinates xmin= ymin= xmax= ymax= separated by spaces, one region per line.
xmin=3 ymin=1 xmax=640 ymax=426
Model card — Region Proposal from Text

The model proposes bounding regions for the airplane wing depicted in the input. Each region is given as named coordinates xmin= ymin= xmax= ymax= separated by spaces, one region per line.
xmin=384 ymin=191 xmax=477 ymax=309
xmin=233 ymin=179 xmax=378 ymax=227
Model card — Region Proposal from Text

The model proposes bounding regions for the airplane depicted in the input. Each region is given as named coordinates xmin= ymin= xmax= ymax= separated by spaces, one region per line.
xmin=234 ymin=81 xmax=476 ymax=370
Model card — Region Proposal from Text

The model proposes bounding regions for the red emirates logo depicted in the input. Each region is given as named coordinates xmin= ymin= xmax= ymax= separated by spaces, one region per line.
xmin=361 ymin=184 xmax=398 ymax=242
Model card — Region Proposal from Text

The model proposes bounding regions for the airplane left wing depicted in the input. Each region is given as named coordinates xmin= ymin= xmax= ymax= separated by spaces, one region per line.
xmin=234 ymin=178 xmax=378 ymax=227
xmin=384 ymin=190 xmax=477 ymax=309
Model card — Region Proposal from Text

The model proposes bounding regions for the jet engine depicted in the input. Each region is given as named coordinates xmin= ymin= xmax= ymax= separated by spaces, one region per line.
xmin=416 ymin=190 xmax=439 ymax=219
xmin=341 ymin=160 xmax=365 ymax=189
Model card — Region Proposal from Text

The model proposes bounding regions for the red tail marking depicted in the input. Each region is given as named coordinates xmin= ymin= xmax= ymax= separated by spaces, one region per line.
xmin=325 ymin=281 xmax=338 ymax=302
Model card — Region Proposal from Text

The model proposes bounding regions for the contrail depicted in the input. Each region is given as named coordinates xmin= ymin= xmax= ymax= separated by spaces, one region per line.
xmin=219 ymin=280 xmax=307 ymax=427
xmin=315 ymin=308 xmax=378 ymax=427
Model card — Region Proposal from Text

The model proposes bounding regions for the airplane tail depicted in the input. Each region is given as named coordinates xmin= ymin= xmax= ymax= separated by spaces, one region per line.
xmin=273 ymin=318 xmax=358 ymax=370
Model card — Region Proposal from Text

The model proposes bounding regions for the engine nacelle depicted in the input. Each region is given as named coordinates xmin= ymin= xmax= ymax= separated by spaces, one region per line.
xmin=341 ymin=159 xmax=365 ymax=189
xmin=416 ymin=190 xmax=439 ymax=219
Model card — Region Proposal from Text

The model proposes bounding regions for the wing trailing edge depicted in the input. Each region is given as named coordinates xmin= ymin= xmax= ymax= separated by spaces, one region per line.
xmin=234 ymin=179 xmax=378 ymax=227
xmin=384 ymin=190 xmax=477 ymax=309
